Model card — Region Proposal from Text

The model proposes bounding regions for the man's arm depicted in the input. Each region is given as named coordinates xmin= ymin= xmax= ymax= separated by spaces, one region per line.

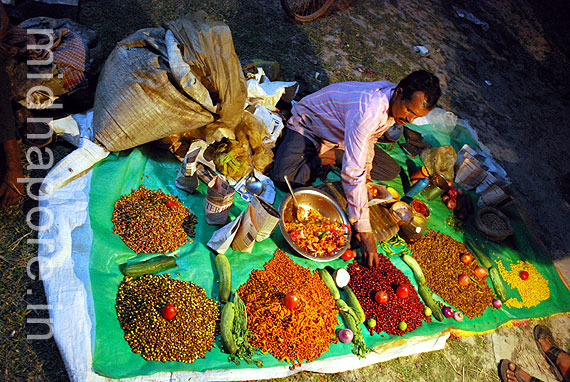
xmin=341 ymin=91 xmax=394 ymax=267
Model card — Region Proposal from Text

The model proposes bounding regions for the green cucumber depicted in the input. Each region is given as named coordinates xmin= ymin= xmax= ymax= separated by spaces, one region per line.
xmin=216 ymin=254 xmax=232 ymax=302
xmin=335 ymin=299 xmax=359 ymax=332
xmin=343 ymin=286 xmax=366 ymax=323
xmin=418 ymin=285 xmax=444 ymax=322
xmin=489 ymin=267 xmax=508 ymax=302
xmin=401 ymin=254 xmax=426 ymax=285
xmin=465 ymin=239 xmax=493 ymax=269
xmin=220 ymin=302 xmax=237 ymax=354
xmin=319 ymin=268 xmax=340 ymax=300
xmin=121 ymin=255 xmax=176 ymax=277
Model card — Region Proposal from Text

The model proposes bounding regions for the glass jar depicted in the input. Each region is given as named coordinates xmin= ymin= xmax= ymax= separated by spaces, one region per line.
xmin=389 ymin=201 xmax=413 ymax=227
xmin=399 ymin=212 xmax=428 ymax=243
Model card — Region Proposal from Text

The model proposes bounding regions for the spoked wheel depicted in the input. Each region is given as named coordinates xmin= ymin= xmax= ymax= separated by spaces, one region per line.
xmin=279 ymin=0 xmax=335 ymax=23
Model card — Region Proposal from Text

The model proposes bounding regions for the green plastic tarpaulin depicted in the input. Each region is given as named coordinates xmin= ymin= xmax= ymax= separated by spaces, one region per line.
xmin=89 ymin=124 xmax=570 ymax=379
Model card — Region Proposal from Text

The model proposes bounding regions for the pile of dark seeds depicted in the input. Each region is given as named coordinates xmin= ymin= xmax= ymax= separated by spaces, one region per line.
xmin=116 ymin=274 xmax=219 ymax=363
xmin=112 ymin=185 xmax=197 ymax=253
xmin=480 ymin=212 xmax=509 ymax=231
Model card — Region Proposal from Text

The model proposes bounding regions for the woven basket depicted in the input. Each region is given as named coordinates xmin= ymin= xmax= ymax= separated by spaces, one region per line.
xmin=475 ymin=207 xmax=514 ymax=242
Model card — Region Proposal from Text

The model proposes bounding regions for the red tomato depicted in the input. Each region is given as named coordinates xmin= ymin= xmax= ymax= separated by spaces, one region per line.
xmin=284 ymin=293 xmax=300 ymax=310
xmin=375 ymin=291 xmax=388 ymax=304
xmin=475 ymin=266 xmax=488 ymax=279
xmin=460 ymin=253 xmax=473 ymax=265
xmin=520 ymin=271 xmax=529 ymax=280
xmin=165 ymin=200 xmax=179 ymax=209
xmin=162 ymin=303 xmax=176 ymax=320
xmin=288 ymin=230 xmax=301 ymax=242
xmin=448 ymin=188 xmax=458 ymax=198
xmin=446 ymin=198 xmax=457 ymax=210
xmin=458 ymin=274 xmax=470 ymax=286
xmin=396 ymin=285 xmax=409 ymax=299
xmin=341 ymin=249 xmax=356 ymax=261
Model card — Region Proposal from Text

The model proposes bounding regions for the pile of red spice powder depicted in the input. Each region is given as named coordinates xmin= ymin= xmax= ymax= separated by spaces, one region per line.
xmin=347 ymin=256 xmax=430 ymax=336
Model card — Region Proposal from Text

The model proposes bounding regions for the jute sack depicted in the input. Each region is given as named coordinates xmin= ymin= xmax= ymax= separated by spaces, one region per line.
xmin=92 ymin=27 xmax=214 ymax=152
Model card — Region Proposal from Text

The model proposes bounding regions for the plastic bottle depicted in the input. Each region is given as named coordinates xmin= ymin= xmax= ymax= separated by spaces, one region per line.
xmin=405 ymin=178 xmax=429 ymax=198
xmin=410 ymin=166 xmax=431 ymax=183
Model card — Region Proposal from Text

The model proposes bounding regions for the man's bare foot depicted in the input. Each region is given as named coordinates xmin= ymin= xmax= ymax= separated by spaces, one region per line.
xmin=505 ymin=362 xmax=533 ymax=382
xmin=538 ymin=335 xmax=554 ymax=353
xmin=499 ymin=360 xmax=543 ymax=382
xmin=1 ymin=139 xmax=25 ymax=208
xmin=535 ymin=325 xmax=570 ymax=378
xmin=0 ymin=170 xmax=24 ymax=208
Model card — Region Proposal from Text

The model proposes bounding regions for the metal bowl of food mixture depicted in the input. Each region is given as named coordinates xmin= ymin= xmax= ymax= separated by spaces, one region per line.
xmin=279 ymin=187 xmax=351 ymax=262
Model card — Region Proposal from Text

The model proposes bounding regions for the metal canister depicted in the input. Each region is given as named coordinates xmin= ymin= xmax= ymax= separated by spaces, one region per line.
xmin=422 ymin=172 xmax=449 ymax=200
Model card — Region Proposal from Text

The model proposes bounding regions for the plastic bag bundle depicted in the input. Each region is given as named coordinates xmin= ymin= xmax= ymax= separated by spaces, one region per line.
xmin=214 ymin=139 xmax=252 ymax=181
xmin=420 ymin=145 xmax=457 ymax=181
xmin=237 ymin=112 xmax=274 ymax=173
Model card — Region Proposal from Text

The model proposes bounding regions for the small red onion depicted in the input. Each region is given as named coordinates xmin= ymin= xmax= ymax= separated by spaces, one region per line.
xmin=338 ymin=328 xmax=354 ymax=343
xmin=442 ymin=306 xmax=454 ymax=318
xmin=492 ymin=298 xmax=503 ymax=309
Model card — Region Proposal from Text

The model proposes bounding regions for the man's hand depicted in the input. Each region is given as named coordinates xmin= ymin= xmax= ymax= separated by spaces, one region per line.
xmin=359 ymin=231 xmax=379 ymax=268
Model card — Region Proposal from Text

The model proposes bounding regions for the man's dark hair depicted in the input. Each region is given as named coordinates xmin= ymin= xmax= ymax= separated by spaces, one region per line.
xmin=397 ymin=70 xmax=441 ymax=109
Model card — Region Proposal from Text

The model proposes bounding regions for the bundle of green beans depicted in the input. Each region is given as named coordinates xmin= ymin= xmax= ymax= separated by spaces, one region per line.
xmin=379 ymin=234 xmax=411 ymax=256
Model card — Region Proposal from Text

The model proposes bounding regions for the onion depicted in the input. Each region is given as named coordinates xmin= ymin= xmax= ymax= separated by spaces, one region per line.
xmin=442 ymin=306 xmax=454 ymax=318
xmin=492 ymin=298 xmax=503 ymax=309
xmin=454 ymin=311 xmax=464 ymax=321
xmin=338 ymin=328 xmax=354 ymax=343
xmin=333 ymin=268 xmax=350 ymax=288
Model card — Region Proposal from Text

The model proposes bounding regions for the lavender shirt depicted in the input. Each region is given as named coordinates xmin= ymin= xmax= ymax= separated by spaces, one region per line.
xmin=287 ymin=81 xmax=396 ymax=232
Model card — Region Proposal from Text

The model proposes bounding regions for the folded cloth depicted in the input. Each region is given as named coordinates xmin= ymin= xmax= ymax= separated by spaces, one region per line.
xmin=1 ymin=21 xmax=87 ymax=93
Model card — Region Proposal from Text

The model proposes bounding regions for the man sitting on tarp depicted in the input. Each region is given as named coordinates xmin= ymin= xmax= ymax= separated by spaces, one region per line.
xmin=270 ymin=70 xmax=441 ymax=268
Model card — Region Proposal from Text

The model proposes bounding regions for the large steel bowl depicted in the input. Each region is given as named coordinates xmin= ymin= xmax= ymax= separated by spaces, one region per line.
xmin=279 ymin=187 xmax=351 ymax=262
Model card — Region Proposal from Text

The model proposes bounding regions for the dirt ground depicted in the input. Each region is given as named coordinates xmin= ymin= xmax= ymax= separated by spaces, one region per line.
xmin=2 ymin=0 xmax=570 ymax=381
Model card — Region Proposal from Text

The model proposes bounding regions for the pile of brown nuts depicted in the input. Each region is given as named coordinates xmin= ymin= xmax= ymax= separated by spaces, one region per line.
xmin=408 ymin=230 xmax=494 ymax=318
xmin=112 ymin=185 xmax=197 ymax=253
xmin=116 ymin=274 xmax=219 ymax=363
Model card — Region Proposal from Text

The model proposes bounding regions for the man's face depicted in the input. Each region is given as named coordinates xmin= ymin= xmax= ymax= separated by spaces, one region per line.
xmin=389 ymin=89 xmax=432 ymax=125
